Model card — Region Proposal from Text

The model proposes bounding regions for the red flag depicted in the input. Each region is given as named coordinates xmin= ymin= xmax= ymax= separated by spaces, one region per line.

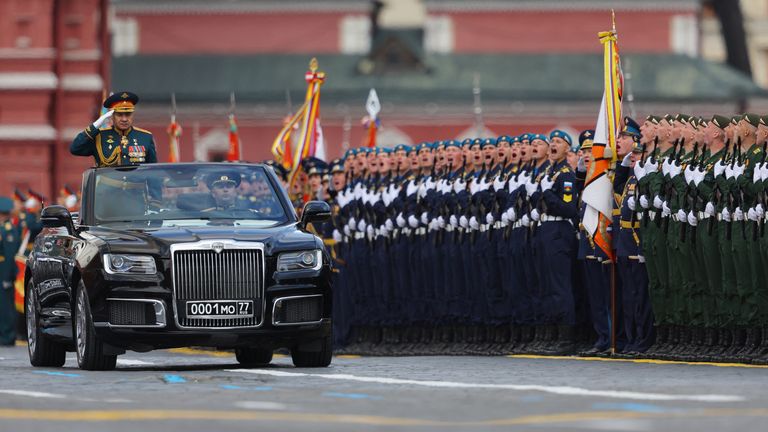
xmin=226 ymin=113 xmax=241 ymax=161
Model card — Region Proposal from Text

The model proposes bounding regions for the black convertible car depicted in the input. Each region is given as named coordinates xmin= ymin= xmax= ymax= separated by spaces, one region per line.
xmin=24 ymin=163 xmax=333 ymax=370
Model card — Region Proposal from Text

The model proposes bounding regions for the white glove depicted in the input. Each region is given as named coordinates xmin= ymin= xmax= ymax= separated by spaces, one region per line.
xmin=486 ymin=213 xmax=494 ymax=225
xmin=530 ymin=208 xmax=541 ymax=221
xmin=644 ymin=158 xmax=658 ymax=175
xmin=396 ymin=213 xmax=406 ymax=228
xmin=734 ymin=163 xmax=745 ymax=179
xmin=437 ymin=216 xmax=446 ymax=229
xmin=449 ymin=215 xmax=458 ymax=227
xmin=748 ymin=207 xmax=758 ymax=222
xmin=676 ymin=209 xmax=686 ymax=222
xmin=406 ymin=180 xmax=419 ymax=197
xmin=507 ymin=208 xmax=517 ymax=222
xmin=577 ymin=156 xmax=586 ymax=173
xmin=687 ymin=210 xmax=698 ymax=226
xmin=661 ymin=158 xmax=671 ymax=176
xmin=634 ymin=162 xmax=646 ymax=181
xmin=705 ymin=202 xmax=715 ymax=217
xmin=366 ymin=225 xmax=375 ymax=237
xmin=725 ymin=164 xmax=734 ymax=180
xmin=540 ymin=176 xmax=555 ymax=192
xmin=621 ymin=152 xmax=632 ymax=168
xmin=761 ymin=163 xmax=768 ymax=182
xmin=92 ymin=109 xmax=113 ymax=129
xmin=420 ymin=212 xmax=429 ymax=225
xmin=343 ymin=225 xmax=351 ymax=237
xmin=693 ymin=167 xmax=706 ymax=187
xmin=459 ymin=215 xmax=469 ymax=228
xmin=627 ymin=196 xmax=636 ymax=211
xmin=757 ymin=203 xmax=765 ymax=219
xmin=357 ymin=220 xmax=366 ymax=232
xmin=493 ymin=177 xmax=505 ymax=191
xmin=721 ymin=207 xmax=731 ymax=222
xmin=469 ymin=216 xmax=479 ymax=230
xmin=653 ymin=195 xmax=664 ymax=209
xmin=638 ymin=255 xmax=646 ymax=263
xmin=408 ymin=215 xmax=419 ymax=228
xmin=668 ymin=161 xmax=682 ymax=178
xmin=639 ymin=195 xmax=650 ymax=209
xmin=348 ymin=217 xmax=357 ymax=230
xmin=385 ymin=219 xmax=394 ymax=231
xmin=521 ymin=214 xmax=531 ymax=227
xmin=684 ymin=166 xmax=695 ymax=185
xmin=524 ymin=178 xmax=538 ymax=196
xmin=453 ymin=178 xmax=466 ymax=194
xmin=734 ymin=207 xmax=744 ymax=221
xmin=332 ymin=229 xmax=342 ymax=243
xmin=661 ymin=201 xmax=671 ymax=218
xmin=714 ymin=160 xmax=727 ymax=178
xmin=501 ymin=211 xmax=511 ymax=224
xmin=754 ymin=163 xmax=764 ymax=183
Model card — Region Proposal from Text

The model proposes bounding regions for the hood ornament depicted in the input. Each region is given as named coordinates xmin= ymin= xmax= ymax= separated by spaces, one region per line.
xmin=212 ymin=242 xmax=225 ymax=254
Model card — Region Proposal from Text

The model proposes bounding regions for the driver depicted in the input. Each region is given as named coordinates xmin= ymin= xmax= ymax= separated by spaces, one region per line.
xmin=202 ymin=171 xmax=257 ymax=216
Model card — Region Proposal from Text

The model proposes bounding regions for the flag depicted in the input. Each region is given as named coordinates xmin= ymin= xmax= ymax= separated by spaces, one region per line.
xmin=226 ymin=113 xmax=241 ymax=161
xmin=581 ymin=23 xmax=623 ymax=261
xmin=167 ymin=115 xmax=182 ymax=162
xmin=288 ymin=58 xmax=326 ymax=189
xmin=364 ymin=89 xmax=381 ymax=148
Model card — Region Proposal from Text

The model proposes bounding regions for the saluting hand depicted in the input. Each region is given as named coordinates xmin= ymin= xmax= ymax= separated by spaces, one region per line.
xmin=92 ymin=110 xmax=114 ymax=129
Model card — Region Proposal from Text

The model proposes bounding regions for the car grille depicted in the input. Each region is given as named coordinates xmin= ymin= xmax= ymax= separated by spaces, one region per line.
xmin=108 ymin=300 xmax=155 ymax=326
xmin=172 ymin=247 xmax=264 ymax=328
xmin=273 ymin=295 xmax=323 ymax=325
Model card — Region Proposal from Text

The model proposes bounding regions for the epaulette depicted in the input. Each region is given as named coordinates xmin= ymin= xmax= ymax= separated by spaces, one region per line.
xmin=99 ymin=127 xmax=111 ymax=131
xmin=560 ymin=166 xmax=570 ymax=173
xmin=754 ymin=147 xmax=761 ymax=155
xmin=133 ymin=127 xmax=153 ymax=135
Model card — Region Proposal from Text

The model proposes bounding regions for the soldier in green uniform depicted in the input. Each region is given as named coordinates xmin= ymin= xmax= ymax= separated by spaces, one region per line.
xmin=70 ymin=92 xmax=158 ymax=167
xmin=0 ymin=197 xmax=22 ymax=345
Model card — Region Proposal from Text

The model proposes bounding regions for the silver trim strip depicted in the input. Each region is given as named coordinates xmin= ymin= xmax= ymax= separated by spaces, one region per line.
xmin=170 ymin=240 xmax=266 ymax=330
xmin=101 ymin=298 xmax=167 ymax=328
xmin=271 ymin=294 xmax=324 ymax=327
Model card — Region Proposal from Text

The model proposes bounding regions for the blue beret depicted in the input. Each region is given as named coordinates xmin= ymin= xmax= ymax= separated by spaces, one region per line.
xmin=416 ymin=142 xmax=434 ymax=152
xmin=519 ymin=133 xmax=532 ymax=142
xmin=496 ymin=135 xmax=511 ymax=145
xmin=480 ymin=138 xmax=496 ymax=149
xmin=461 ymin=138 xmax=473 ymax=147
xmin=344 ymin=149 xmax=356 ymax=158
xmin=434 ymin=140 xmax=444 ymax=148
xmin=0 ymin=197 xmax=12 ymax=213
xmin=530 ymin=134 xmax=549 ymax=143
xmin=445 ymin=140 xmax=461 ymax=148
xmin=394 ymin=144 xmax=411 ymax=153
xmin=549 ymin=129 xmax=572 ymax=146
xmin=510 ymin=135 xmax=521 ymax=144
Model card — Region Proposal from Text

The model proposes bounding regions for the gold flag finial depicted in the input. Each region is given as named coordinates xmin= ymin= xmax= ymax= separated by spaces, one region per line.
xmin=611 ymin=9 xmax=616 ymax=33
xmin=309 ymin=57 xmax=318 ymax=73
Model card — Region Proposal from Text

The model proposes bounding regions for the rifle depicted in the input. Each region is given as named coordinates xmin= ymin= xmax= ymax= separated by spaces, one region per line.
xmin=632 ymin=142 xmax=647 ymax=228
xmin=754 ymin=141 xmax=767 ymax=241
xmin=662 ymin=138 xmax=683 ymax=233
xmin=708 ymin=138 xmax=730 ymax=236
xmin=455 ymin=156 xmax=468 ymax=245
xmin=680 ymin=142 xmax=700 ymax=244
xmin=641 ymin=136 xmax=658 ymax=227
xmin=726 ymin=139 xmax=742 ymax=240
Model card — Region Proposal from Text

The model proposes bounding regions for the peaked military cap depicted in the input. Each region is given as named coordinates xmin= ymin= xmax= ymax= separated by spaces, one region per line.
xmin=632 ymin=141 xmax=645 ymax=154
xmin=620 ymin=116 xmax=642 ymax=137
xmin=549 ymin=129 xmax=573 ymax=146
xmin=330 ymin=158 xmax=344 ymax=174
xmin=711 ymin=115 xmax=730 ymax=130
xmin=104 ymin=92 xmax=139 ymax=113
xmin=579 ymin=129 xmax=595 ymax=150
xmin=207 ymin=170 xmax=241 ymax=189
xmin=743 ymin=113 xmax=760 ymax=127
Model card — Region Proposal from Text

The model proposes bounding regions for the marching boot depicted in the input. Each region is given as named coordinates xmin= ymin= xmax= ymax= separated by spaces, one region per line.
xmin=526 ymin=326 xmax=543 ymax=354
xmin=672 ymin=326 xmax=692 ymax=360
xmin=701 ymin=327 xmax=719 ymax=361
xmin=751 ymin=326 xmax=768 ymax=365
xmin=736 ymin=327 xmax=760 ymax=363
xmin=507 ymin=325 xmax=520 ymax=353
xmin=644 ymin=325 xmax=665 ymax=357
xmin=541 ymin=325 xmax=558 ymax=355
xmin=514 ymin=326 xmax=532 ymax=354
xmin=714 ymin=328 xmax=732 ymax=360
xmin=547 ymin=326 xmax=576 ymax=356
xmin=723 ymin=328 xmax=747 ymax=362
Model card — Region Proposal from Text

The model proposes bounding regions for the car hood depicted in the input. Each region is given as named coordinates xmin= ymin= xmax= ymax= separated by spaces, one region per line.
xmin=86 ymin=224 xmax=321 ymax=257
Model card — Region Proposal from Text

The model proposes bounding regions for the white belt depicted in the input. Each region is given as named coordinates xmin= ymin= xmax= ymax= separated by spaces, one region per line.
xmin=513 ymin=221 xmax=523 ymax=229
xmin=415 ymin=227 xmax=426 ymax=235
xmin=698 ymin=211 xmax=712 ymax=220
xmin=479 ymin=224 xmax=489 ymax=233
xmin=402 ymin=228 xmax=412 ymax=236
xmin=493 ymin=221 xmax=503 ymax=229
xmin=540 ymin=215 xmax=565 ymax=222
xmin=354 ymin=232 xmax=365 ymax=240
xmin=445 ymin=225 xmax=455 ymax=232
xmin=648 ymin=210 xmax=657 ymax=220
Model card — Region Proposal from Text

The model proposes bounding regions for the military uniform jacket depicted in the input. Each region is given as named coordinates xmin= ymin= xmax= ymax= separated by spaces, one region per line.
xmin=538 ymin=160 xmax=577 ymax=219
xmin=616 ymin=175 xmax=642 ymax=258
xmin=0 ymin=220 xmax=22 ymax=283
xmin=71 ymin=125 xmax=158 ymax=167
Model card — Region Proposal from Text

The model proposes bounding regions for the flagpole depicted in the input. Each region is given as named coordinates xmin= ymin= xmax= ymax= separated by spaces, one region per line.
xmin=610 ymin=8 xmax=618 ymax=356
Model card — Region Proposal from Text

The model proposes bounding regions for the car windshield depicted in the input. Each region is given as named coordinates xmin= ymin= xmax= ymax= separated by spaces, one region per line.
xmin=90 ymin=164 xmax=289 ymax=228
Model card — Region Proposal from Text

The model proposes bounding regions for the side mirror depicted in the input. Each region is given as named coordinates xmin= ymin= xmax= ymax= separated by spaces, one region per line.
xmin=300 ymin=201 xmax=331 ymax=229
xmin=41 ymin=205 xmax=76 ymax=235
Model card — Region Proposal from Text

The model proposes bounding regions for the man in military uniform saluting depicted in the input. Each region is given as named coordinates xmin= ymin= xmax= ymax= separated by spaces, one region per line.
xmin=71 ymin=92 xmax=157 ymax=167
xmin=0 ymin=197 xmax=22 ymax=345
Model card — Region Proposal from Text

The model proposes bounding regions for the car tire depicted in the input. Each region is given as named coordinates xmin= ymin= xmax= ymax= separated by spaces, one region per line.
xmin=235 ymin=346 xmax=273 ymax=366
xmin=26 ymin=279 xmax=66 ymax=367
xmin=291 ymin=335 xmax=333 ymax=368
xmin=75 ymin=281 xmax=117 ymax=371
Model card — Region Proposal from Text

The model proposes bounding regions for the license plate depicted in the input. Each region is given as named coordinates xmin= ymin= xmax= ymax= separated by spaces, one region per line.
xmin=185 ymin=300 xmax=253 ymax=319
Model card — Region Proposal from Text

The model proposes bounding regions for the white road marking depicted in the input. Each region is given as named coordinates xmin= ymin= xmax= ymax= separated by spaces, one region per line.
xmin=235 ymin=401 xmax=288 ymax=410
xmin=0 ymin=390 xmax=66 ymax=399
xmin=117 ymin=359 xmax=154 ymax=366
xmin=227 ymin=369 xmax=744 ymax=403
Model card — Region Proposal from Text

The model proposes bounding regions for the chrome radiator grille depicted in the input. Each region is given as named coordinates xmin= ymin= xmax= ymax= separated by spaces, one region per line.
xmin=172 ymin=243 xmax=264 ymax=328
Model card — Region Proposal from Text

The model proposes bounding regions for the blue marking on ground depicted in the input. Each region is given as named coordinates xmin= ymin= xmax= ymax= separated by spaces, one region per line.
xmin=322 ymin=392 xmax=381 ymax=400
xmin=220 ymin=385 xmax=273 ymax=391
xmin=33 ymin=371 xmax=81 ymax=378
xmin=163 ymin=374 xmax=187 ymax=383
xmin=592 ymin=402 xmax=670 ymax=413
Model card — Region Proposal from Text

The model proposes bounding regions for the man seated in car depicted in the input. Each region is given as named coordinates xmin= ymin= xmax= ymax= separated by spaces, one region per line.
xmin=201 ymin=170 xmax=259 ymax=217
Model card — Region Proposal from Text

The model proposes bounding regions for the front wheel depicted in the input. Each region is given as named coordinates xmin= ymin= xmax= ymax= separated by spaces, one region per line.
xmin=75 ymin=281 xmax=116 ymax=371
xmin=26 ymin=279 xmax=65 ymax=367
xmin=291 ymin=335 xmax=333 ymax=368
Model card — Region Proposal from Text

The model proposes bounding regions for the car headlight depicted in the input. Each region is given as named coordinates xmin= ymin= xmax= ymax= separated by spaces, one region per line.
xmin=103 ymin=254 xmax=157 ymax=275
xmin=277 ymin=250 xmax=322 ymax=272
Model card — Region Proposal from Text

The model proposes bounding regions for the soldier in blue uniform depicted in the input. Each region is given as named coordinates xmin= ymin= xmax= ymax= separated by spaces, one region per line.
xmin=0 ymin=197 xmax=22 ymax=345
xmin=71 ymin=92 xmax=157 ymax=167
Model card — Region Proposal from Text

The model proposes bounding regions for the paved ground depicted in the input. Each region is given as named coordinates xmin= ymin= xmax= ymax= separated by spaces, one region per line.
xmin=0 ymin=344 xmax=767 ymax=432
